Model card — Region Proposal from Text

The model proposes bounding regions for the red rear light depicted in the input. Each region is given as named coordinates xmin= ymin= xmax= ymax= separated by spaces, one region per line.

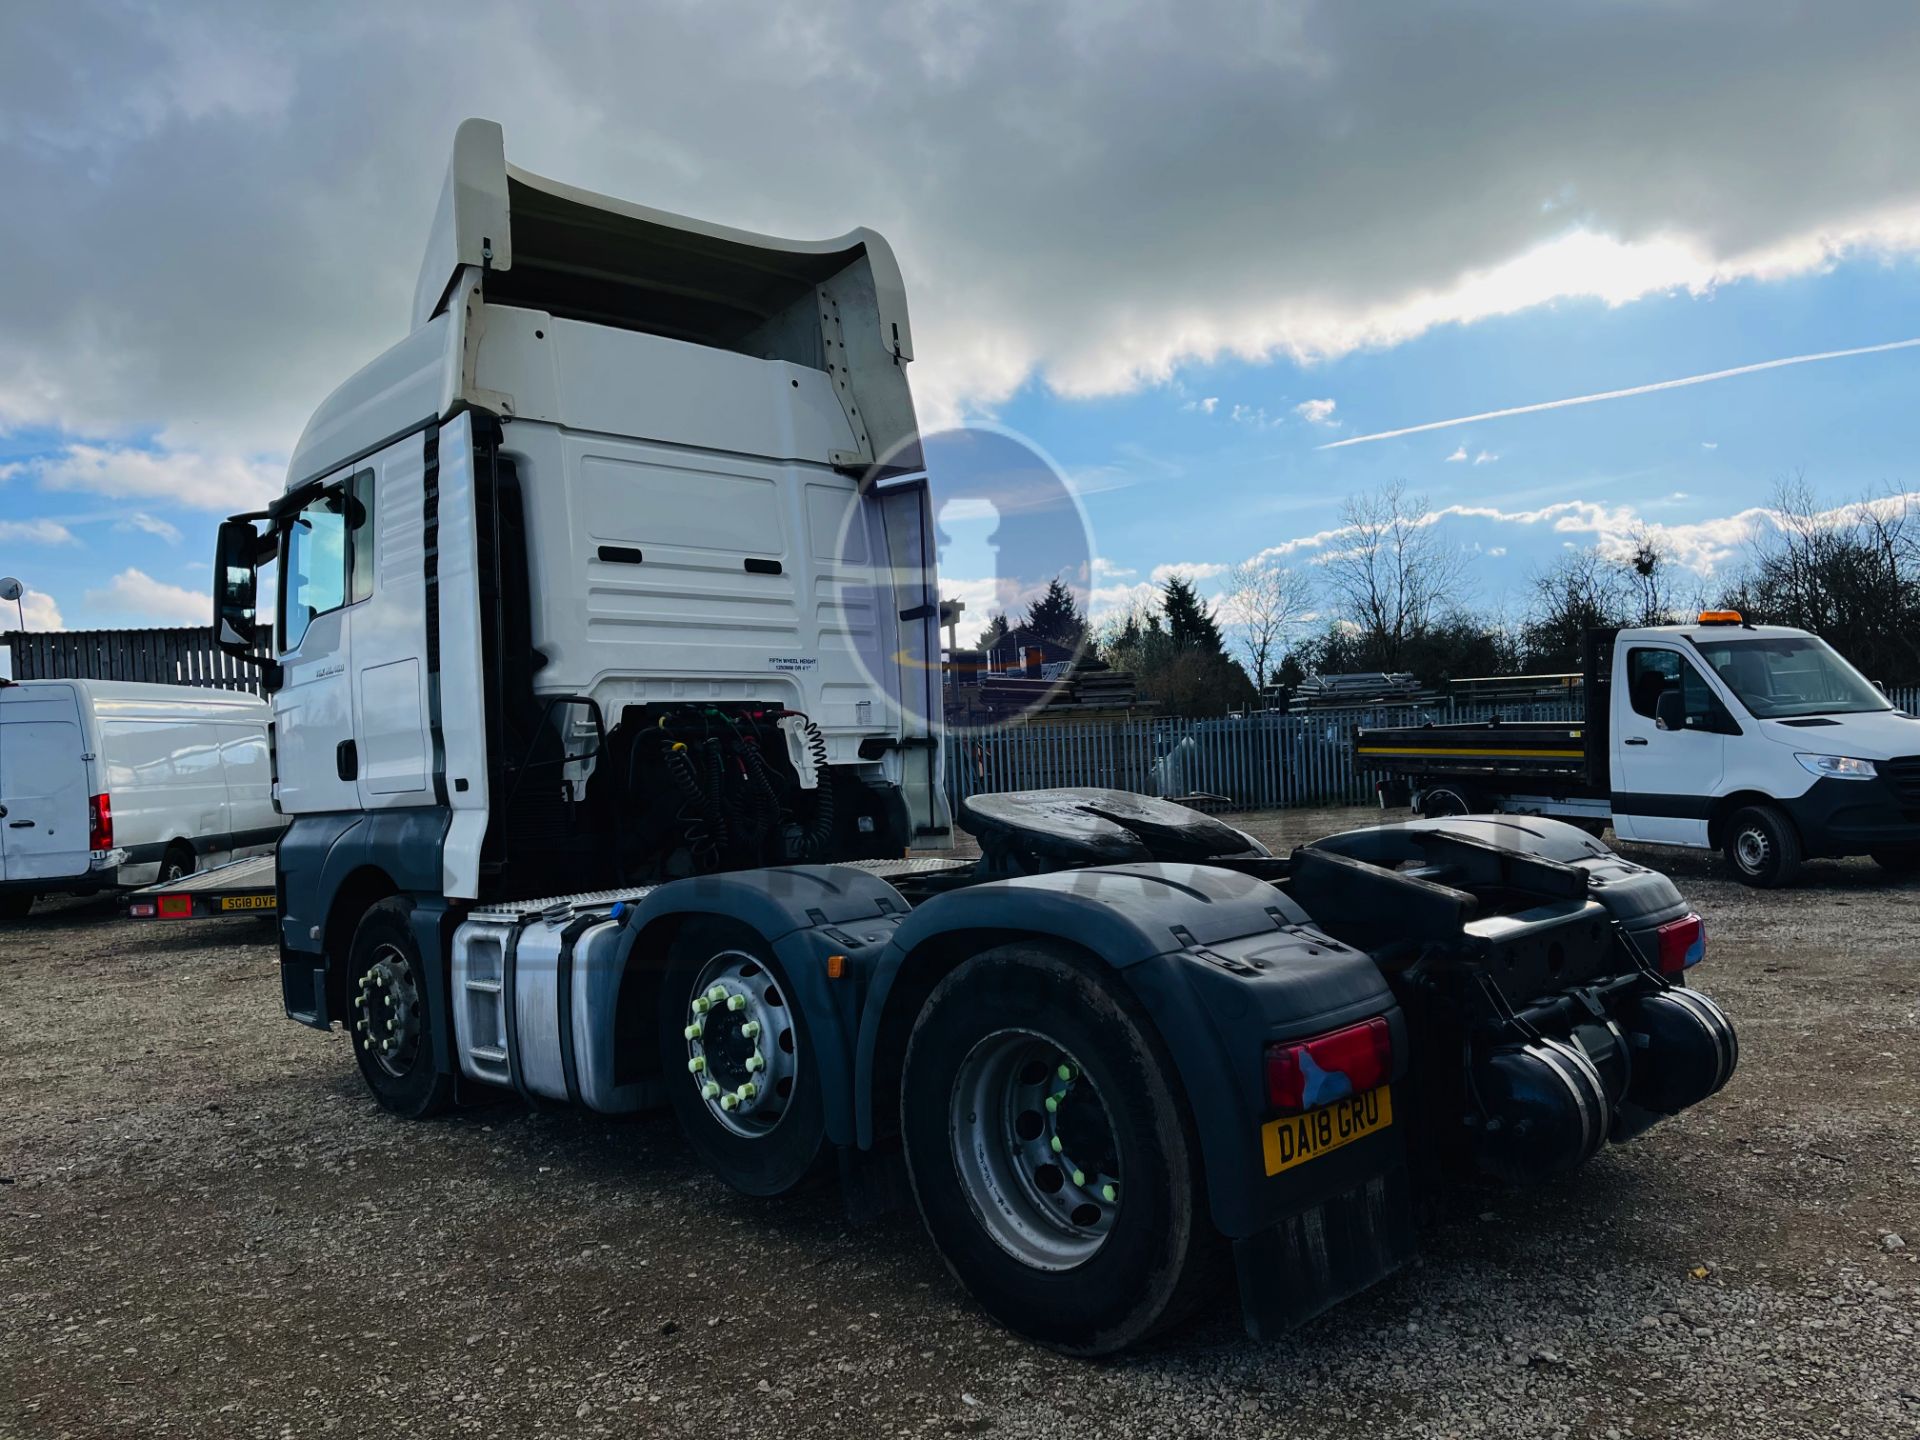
xmin=89 ymin=793 xmax=113 ymax=851
xmin=1656 ymin=914 xmax=1706 ymax=976
xmin=1265 ymin=1017 xmax=1393 ymax=1114
xmin=157 ymin=894 xmax=192 ymax=919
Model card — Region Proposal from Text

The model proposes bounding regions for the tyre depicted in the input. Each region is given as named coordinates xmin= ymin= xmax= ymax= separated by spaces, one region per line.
xmin=159 ymin=842 xmax=195 ymax=884
xmin=901 ymin=942 xmax=1221 ymax=1355
xmin=1870 ymin=847 xmax=1920 ymax=876
xmin=346 ymin=896 xmax=454 ymax=1118
xmin=660 ymin=917 xmax=827 ymax=1197
xmin=1419 ymin=782 xmax=1482 ymax=819
xmin=0 ymin=892 xmax=32 ymax=921
xmin=1722 ymin=804 xmax=1802 ymax=888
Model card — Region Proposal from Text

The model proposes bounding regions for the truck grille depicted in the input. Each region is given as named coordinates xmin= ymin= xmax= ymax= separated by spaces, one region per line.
xmin=1876 ymin=755 xmax=1920 ymax=810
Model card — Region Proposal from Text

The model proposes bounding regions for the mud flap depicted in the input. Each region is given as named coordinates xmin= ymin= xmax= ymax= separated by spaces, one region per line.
xmin=1233 ymin=1165 xmax=1416 ymax=1339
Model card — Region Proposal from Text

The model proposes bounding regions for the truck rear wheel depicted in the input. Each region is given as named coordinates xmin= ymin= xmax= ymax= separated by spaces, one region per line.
xmin=347 ymin=897 xmax=454 ymax=1118
xmin=900 ymin=942 xmax=1220 ymax=1355
xmin=1722 ymin=804 xmax=1801 ymax=888
xmin=660 ymin=918 xmax=827 ymax=1197
xmin=160 ymin=842 xmax=195 ymax=884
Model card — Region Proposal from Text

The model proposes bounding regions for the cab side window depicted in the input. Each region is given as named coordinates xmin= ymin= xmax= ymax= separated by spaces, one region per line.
xmin=1626 ymin=647 xmax=1734 ymax=732
xmin=280 ymin=470 xmax=374 ymax=650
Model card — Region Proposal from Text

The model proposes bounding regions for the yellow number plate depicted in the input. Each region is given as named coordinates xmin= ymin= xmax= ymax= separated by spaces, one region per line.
xmin=219 ymin=894 xmax=274 ymax=911
xmin=1261 ymin=1087 xmax=1393 ymax=1176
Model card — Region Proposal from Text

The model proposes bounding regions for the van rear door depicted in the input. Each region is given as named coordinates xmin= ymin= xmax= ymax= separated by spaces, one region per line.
xmin=0 ymin=686 xmax=93 ymax=883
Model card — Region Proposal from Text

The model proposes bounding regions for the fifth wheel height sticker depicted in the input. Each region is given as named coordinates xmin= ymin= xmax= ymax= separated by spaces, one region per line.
xmin=768 ymin=656 xmax=818 ymax=673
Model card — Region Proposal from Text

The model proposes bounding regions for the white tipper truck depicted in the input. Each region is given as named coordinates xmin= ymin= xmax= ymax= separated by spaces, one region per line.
xmin=211 ymin=121 xmax=1738 ymax=1353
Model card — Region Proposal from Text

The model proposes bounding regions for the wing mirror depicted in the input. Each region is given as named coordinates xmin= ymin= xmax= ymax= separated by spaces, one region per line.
xmin=1654 ymin=689 xmax=1687 ymax=732
xmin=213 ymin=518 xmax=282 ymax=690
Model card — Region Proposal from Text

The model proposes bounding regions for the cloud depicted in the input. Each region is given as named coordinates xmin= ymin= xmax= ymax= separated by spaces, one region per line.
xmin=1150 ymin=560 xmax=1229 ymax=586
xmin=29 ymin=444 xmax=279 ymax=511
xmin=1294 ymin=397 xmax=1338 ymax=426
xmin=125 ymin=511 xmax=184 ymax=544
xmin=1701 ymin=441 xmax=1719 ymax=450
xmin=7 ymin=3 xmax=1920 ymax=460
xmin=3 ymin=586 xmax=67 ymax=634
xmin=0 ymin=518 xmax=77 ymax=545
xmin=1445 ymin=445 xmax=1468 ymax=463
xmin=84 ymin=568 xmax=210 ymax=626
xmin=1092 ymin=555 xmax=1137 ymax=579
xmin=1321 ymin=336 xmax=1920 ymax=450
xmin=1181 ymin=396 xmax=1219 ymax=414
xmin=1473 ymin=450 xmax=1499 ymax=465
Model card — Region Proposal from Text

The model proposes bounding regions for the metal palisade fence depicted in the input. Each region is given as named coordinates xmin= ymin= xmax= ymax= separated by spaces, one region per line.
xmin=943 ymin=688 xmax=1920 ymax=814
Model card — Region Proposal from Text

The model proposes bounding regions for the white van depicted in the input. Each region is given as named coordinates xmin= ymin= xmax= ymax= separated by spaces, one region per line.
xmin=0 ymin=679 xmax=284 ymax=918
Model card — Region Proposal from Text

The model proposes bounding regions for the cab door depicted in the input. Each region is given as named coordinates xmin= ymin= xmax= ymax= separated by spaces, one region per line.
xmin=1611 ymin=644 xmax=1729 ymax=846
xmin=273 ymin=468 xmax=363 ymax=815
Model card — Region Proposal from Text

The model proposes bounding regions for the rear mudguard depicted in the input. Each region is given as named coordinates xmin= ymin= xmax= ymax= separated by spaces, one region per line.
xmin=850 ymin=862 xmax=1406 ymax=1239
xmin=613 ymin=866 xmax=910 ymax=1147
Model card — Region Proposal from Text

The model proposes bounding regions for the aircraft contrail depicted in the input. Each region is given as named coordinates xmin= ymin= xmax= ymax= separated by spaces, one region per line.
xmin=1318 ymin=336 xmax=1920 ymax=450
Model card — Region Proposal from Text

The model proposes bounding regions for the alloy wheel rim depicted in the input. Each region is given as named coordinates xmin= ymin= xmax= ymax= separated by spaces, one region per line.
xmin=683 ymin=950 xmax=798 ymax=1138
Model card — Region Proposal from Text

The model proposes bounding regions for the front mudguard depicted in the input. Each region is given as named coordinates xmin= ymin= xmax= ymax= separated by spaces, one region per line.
xmin=850 ymin=862 xmax=1407 ymax=1240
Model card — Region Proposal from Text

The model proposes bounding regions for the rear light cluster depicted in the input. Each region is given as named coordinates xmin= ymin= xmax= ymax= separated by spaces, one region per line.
xmin=89 ymin=793 xmax=113 ymax=851
xmin=1655 ymin=914 xmax=1706 ymax=976
xmin=1265 ymin=1017 xmax=1393 ymax=1114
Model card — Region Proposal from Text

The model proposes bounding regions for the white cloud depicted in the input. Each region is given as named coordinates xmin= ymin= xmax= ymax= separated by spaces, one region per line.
xmin=1150 ymin=560 xmax=1229 ymax=586
xmin=1181 ymin=396 xmax=1219 ymax=414
xmin=1701 ymin=441 xmax=1719 ymax=450
xmin=1473 ymin=450 xmax=1500 ymax=465
xmin=1294 ymin=397 xmax=1338 ymax=426
xmin=0 ymin=518 xmax=77 ymax=545
xmin=32 ymin=444 xmax=279 ymax=512
xmin=1092 ymin=556 xmax=1137 ymax=579
xmin=5 ymin=587 xmax=66 ymax=633
xmin=1487 ymin=546 xmax=1507 ymax=557
xmin=84 ymin=568 xmax=210 ymax=626
xmin=125 ymin=511 xmax=184 ymax=544
xmin=1445 ymin=445 xmax=1469 ymax=463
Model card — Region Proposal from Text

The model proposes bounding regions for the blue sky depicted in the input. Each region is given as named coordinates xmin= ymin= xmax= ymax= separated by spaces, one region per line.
xmin=6 ymin=3 xmax=1920 ymax=661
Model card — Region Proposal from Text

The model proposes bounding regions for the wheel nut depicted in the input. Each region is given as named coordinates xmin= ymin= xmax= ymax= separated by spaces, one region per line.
xmin=688 ymin=1056 xmax=706 ymax=1074
xmin=691 ymin=997 xmax=710 ymax=1016
xmin=742 ymin=1021 xmax=761 ymax=1040
xmin=745 ymin=1053 xmax=764 ymax=1073
xmin=726 ymin=994 xmax=746 ymax=1012
xmin=701 ymin=1082 xmax=721 ymax=1100
xmin=1056 ymin=1064 xmax=1073 ymax=1082
xmin=1050 ymin=1136 xmax=1063 ymax=1154
xmin=1101 ymin=1184 xmax=1117 ymax=1203
xmin=683 ymin=1023 xmax=702 ymax=1040
xmin=1044 ymin=1095 xmax=1059 ymax=1113
xmin=1072 ymin=1169 xmax=1085 ymax=1187
xmin=720 ymin=1094 xmax=738 ymax=1111
xmin=706 ymin=985 xmax=728 ymax=1004
xmin=737 ymin=1082 xmax=757 ymax=1101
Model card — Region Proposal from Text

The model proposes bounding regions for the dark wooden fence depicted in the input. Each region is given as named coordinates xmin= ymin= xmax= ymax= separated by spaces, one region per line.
xmin=2 ymin=626 xmax=268 ymax=694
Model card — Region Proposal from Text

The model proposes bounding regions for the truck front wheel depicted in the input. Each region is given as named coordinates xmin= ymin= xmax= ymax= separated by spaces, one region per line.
xmin=901 ymin=942 xmax=1221 ymax=1355
xmin=1722 ymin=804 xmax=1802 ymax=888
xmin=346 ymin=897 xmax=454 ymax=1118
xmin=660 ymin=918 xmax=828 ymax=1197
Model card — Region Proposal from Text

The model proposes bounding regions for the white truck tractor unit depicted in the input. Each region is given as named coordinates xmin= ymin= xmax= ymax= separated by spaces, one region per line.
xmin=1358 ymin=619 xmax=1920 ymax=887
xmin=213 ymin=121 xmax=1738 ymax=1353
xmin=0 ymin=678 xmax=280 ymax=919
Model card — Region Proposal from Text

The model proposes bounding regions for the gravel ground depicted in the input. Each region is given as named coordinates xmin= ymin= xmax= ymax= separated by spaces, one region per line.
xmin=2 ymin=806 xmax=1917 ymax=1439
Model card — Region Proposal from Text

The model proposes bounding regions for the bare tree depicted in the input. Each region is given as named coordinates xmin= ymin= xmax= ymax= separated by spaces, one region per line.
xmin=1221 ymin=560 xmax=1313 ymax=688
xmin=1317 ymin=481 xmax=1468 ymax=670
xmin=1621 ymin=526 xmax=1677 ymax=627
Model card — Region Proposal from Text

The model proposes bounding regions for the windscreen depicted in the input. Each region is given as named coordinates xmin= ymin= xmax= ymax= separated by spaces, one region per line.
xmin=1691 ymin=634 xmax=1889 ymax=718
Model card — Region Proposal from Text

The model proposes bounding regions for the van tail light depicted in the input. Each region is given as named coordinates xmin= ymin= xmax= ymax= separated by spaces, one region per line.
xmin=89 ymin=793 xmax=113 ymax=851
xmin=1656 ymin=914 xmax=1706 ymax=976
xmin=1265 ymin=1017 xmax=1393 ymax=1114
